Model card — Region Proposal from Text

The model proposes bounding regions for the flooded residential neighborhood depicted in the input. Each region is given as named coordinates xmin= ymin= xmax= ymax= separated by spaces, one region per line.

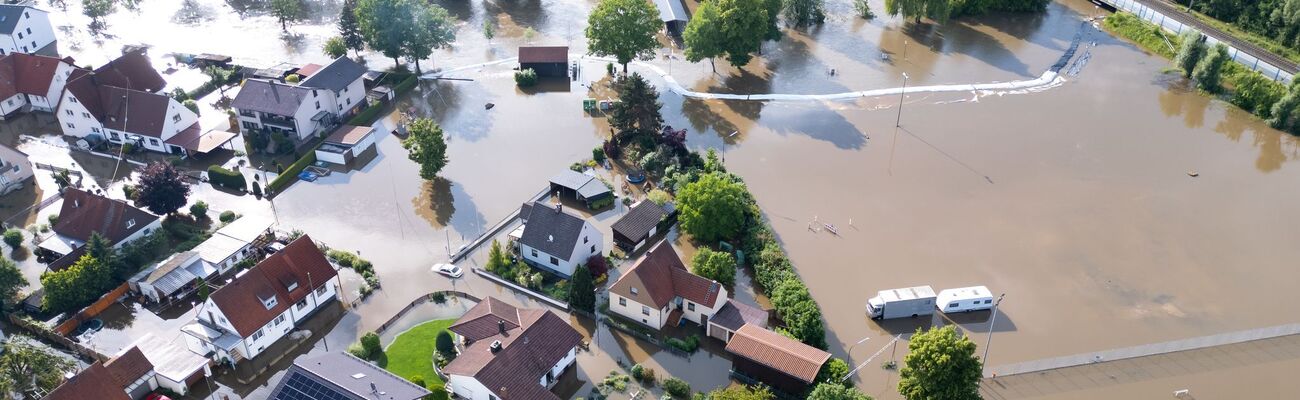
xmin=0 ymin=0 xmax=1296 ymax=399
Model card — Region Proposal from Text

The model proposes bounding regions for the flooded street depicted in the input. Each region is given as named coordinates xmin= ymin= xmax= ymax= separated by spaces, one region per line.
xmin=10 ymin=0 xmax=1300 ymax=398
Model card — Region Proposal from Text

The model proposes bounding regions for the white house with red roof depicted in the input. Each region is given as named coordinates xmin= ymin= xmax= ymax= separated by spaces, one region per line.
xmin=0 ymin=52 xmax=75 ymax=118
xmin=607 ymin=242 xmax=728 ymax=330
xmin=181 ymin=236 xmax=339 ymax=364
xmin=443 ymin=297 xmax=583 ymax=400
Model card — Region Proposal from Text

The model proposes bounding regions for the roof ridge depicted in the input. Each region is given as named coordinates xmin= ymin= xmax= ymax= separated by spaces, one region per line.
xmin=744 ymin=325 xmax=824 ymax=364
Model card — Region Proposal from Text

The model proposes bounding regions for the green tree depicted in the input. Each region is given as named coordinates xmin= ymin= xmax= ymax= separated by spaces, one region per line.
xmin=783 ymin=0 xmax=826 ymax=27
xmin=82 ymin=0 xmax=115 ymax=26
xmin=40 ymin=254 xmax=112 ymax=314
xmin=610 ymin=73 xmax=665 ymax=138
xmin=486 ymin=240 xmax=509 ymax=275
xmin=270 ymin=0 xmax=304 ymax=31
xmin=884 ymin=0 xmax=950 ymax=24
xmin=197 ymin=277 xmax=209 ymax=300
xmin=569 ymin=265 xmax=596 ymax=312
xmin=324 ymin=36 xmax=349 ymax=58
xmin=854 ymin=0 xmax=875 ymax=19
xmin=0 ymin=258 xmax=28 ymax=309
xmin=483 ymin=20 xmax=496 ymax=43
xmin=1192 ymin=43 xmax=1229 ymax=92
xmin=784 ymin=299 xmax=827 ymax=348
xmin=585 ymin=0 xmax=661 ymax=73
xmin=360 ymin=332 xmax=383 ymax=358
xmin=189 ymin=200 xmax=209 ymax=219
xmin=763 ymin=0 xmax=783 ymax=40
xmin=707 ymin=385 xmax=774 ymax=400
xmin=357 ymin=0 xmax=416 ymax=68
xmin=808 ymin=382 xmax=873 ymax=400
xmin=898 ymin=325 xmax=982 ymax=400
xmin=1231 ymin=72 xmax=1286 ymax=117
xmin=1173 ymin=30 xmax=1207 ymax=78
xmin=136 ymin=161 xmax=191 ymax=215
xmin=770 ymin=278 xmax=812 ymax=316
xmin=677 ymin=172 xmax=750 ymax=243
xmin=401 ymin=118 xmax=450 ymax=180
xmin=1269 ymin=81 xmax=1300 ymax=131
xmin=0 ymin=336 xmax=75 ymax=396
xmin=690 ymin=248 xmax=736 ymax=287
xmin=2 ymin=230 xmax=21 ymax=248
xmin=339 ymin=0 xmax=366 ymax=56
xmin=685 ymin=0 xmax=770 ymax=69
xmin=816 ymin=358 xmax=852 ymax=384
xmin=183 ymin=99 xmax=200 ymax=115
xmin=435 ymin=330 xmax=456 ymax=358
xmin=404 ymin=3 xmax=456 ymax=74
xmin=84 ymin=233 xmax=128 ymax=281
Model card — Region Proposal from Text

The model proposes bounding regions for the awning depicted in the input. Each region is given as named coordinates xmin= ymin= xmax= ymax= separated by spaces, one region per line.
xmin=165 ymin=123 xmax=237 ymax=153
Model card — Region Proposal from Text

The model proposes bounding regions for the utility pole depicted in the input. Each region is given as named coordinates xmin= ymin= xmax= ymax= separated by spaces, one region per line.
xmin=895 ymin=73 xmax=909 ymax=127
xmin=980 ymin=293 xmax=1006 ymax=377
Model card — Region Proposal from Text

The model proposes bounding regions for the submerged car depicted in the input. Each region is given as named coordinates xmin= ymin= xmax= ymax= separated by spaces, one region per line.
xmin=433 ymin=263 xmax=463 ymax=278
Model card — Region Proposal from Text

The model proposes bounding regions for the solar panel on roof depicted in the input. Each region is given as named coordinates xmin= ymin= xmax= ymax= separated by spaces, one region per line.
xmin=272 ymin=371 xmax=353 ymax=400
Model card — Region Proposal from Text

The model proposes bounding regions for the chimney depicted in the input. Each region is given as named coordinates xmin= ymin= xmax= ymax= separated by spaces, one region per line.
xmin=490 ymin=340 xmax=503 ymax=354
xmin=555 ymin=203 xmax=562 ymax=213
xmin=498 ymin=319 xmax=505 ymax=334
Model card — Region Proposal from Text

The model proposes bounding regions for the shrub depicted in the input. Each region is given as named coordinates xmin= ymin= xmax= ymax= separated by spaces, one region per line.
xmin=47 ymin=214 xmax=58 ymax=225
xmin=663 ymin=378 xmax=691 ymax=398
xmin=252 ymin=181 xmax=263 ymax=197
xmin=360 ymin=332 xmax=382 ymax=360
xmin=393 ymin=74 xmax=418 ymax=95
xmin=285 ymin=74 xmax=301 ymax=84
xmin=267 ymin=150 xmax=317 ymax=194
xmin=348 ymin=342 xmax=370 ymax=359
xmin=1193 ymin=43 xmax=1229 ymax=92
xmin=183 ymin=99 xmax=200 ymax=115
xmin=410 ymin=376 xmax=426 ymax=388
xmin=347 ymin=102 xmax=383 ymax=125
xmin=122 ymin=184 xmax=138 ymax=200
xmin=435 ymin=330 xmax=456 ymax=359
xmin=1230 ymin=71 xmax=1287 ymax=117
xmin=593 ymin=147 xmax=606 ymax=163
xmin=2 ymin=229 xmax=21 ymax=248
xmin=219 ymin=210 xmax=237 ymax=223
xmin=207 ymin=165 xmax=246 ymax=191
xmin=189 ymin=201 xmax=208 ymax=219
xmin=647 ymin=189 xmax=671 ymax=205
xmin=665 ymin=335 xmax=700 ymax=353
xmin=426 ymin=382 xmax=449 ymax=400
xmin=515 ymin=68 xmax=538 ymax=87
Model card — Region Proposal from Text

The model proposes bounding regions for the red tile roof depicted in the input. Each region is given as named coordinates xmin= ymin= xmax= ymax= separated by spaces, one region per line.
xmin=449 ymin=297 xmax=521 ymax=342
xmin=104 ymin=347 xmax=154 ymax=388
xmin=443 ymin=299 xmax=582 ymax=400
xmin=52 ymin=187 xmax=159 ymax=244
xmin=725 ymin=324 xmax=831 ymax=384
xmin=93 ymin=49 xmax=166 ymax=93
xmin=208 ymin=236 xmax=338 ymax=337
xmin=63 ymin=73 xmax=176 ymax=138
xmin=0 ymin=53 xmax=70 ymax=100
xmin=45 ymin=362 xmax=132 ymax=400
xmin=609 ymin=242 xmax=722 ymax=308
xmin=518 ymin=46 xmax=568 ymax=64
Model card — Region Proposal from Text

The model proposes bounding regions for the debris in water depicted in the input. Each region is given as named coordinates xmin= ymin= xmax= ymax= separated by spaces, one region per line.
xmin=1187 ymin=170 xmax=1199 ymax=177
xmin=485 ymin=103 xmax=495 ymax=109
xmin=728 ymin=130 xmax=738 ymax=137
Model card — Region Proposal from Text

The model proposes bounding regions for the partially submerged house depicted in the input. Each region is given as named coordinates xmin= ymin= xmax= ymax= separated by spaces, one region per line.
xmin=607 ymin=242 xmax=727 ymax=329
xmin=268 ymin=352 xmax=431 ymax=400
xmin=610 ymin=200 xmax=672 ymax=252
xmin=725 ymin=324 xmax=831 ymax=395
xmin=0 ymin=143 xmax=31 ymax=196
xmin=0 ymin=4 xmax=57 ymax=56
xmin=39 ymin=188 xmax=161 ymax=271
xmin=182 ymin=236 xmax=338 ymax=364
xmin=233 ymin=56 xmax=367 ymax=144
xmin=444 ymin=297 xmax=583 ymax=400
xmin=653 ymin=0 xmax=689 ymax=33
xmin=0 ymin=52 xmax=76 ymax=118
xmin=514 ymin=201 xmax=602 ymax=277
xmin=190 ymin=214 xmax=273 ymax=275
xmin=548 ymin=169 xmax=612 ymax=209
xmin=314 ymin=124 xmax=377 ymax=166
xmin=518 ymin=46 xmax=568 ymax=77
xmin=131 ymin=333 xmax=210 ymax=396
xmin=128 ymin=251 xmax=206 ymax=303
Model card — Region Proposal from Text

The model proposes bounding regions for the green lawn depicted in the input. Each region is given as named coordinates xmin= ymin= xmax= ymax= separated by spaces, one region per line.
xmin=384 ymin=319 xmax=456 ymax=386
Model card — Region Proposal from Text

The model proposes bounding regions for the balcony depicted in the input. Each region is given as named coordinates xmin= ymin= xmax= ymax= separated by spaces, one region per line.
xmin=259 ymin=114 xmax=296 ymax=128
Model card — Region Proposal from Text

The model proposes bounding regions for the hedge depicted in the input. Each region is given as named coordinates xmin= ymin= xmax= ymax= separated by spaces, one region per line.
xmin=347 ymin=103 xmax=384 ymax=126
xmin=207 ymin=165 xmax=246 ymax=191
xmin=393 ymin=74 xmax=418 ymax=95
xmin=267 ymin=149 xmax=317 ymax=194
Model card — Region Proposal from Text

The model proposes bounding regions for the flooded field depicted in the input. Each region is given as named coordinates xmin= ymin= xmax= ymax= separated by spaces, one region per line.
xmin=11 ymin=0 xmax=1300 ymax=398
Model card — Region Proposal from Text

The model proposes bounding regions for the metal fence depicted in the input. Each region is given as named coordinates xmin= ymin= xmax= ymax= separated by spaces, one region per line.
xmin=988 ymin=322 xmax=1300 ymax=377
xmin=1103 ymin=0 xmax=1296 ymax=82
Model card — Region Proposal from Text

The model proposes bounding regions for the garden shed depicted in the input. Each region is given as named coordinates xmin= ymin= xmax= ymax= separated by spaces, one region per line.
xmin=548 ymin=169 xmax=612 ymax=209
xmin=519 ymin=46 xmax=569 ymax=78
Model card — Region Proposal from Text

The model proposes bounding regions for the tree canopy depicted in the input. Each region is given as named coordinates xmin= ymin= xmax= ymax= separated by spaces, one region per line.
xmin=611 ymin=73 xmax=665 ymax=139
xmin=677 ymin=172 xmax=750 ymax=243
xmin=339 ymin=0 xmax=366 ymax=55
xmin=1173 ymin=31 xmax=1207 ymax=78
xmin=270 ymin=0 xmax=305 ymax=31
xmin=404 ymin=3 xmax=457 ymax=74
xmin=690 ymin=247 xmax=736 ymax=287
xmin=569 ymin=265 xmax=596 ymax=312
xmin=0 ymin=258 xmax=27 ymax=309
xmin=783 ymin=0 xmax=826 ymax=27
xmin=684 ymin=0 xmax=771 ymax=68
xmin=885 ymin=0 xmax=951 ymax=24
xmin=40 ymin=254 xmax=113 ymax=314
xmin=707 ymin=385 xmax=775 ymax=400
xmin=898 ymin=325 xmax=982 ymax=400
xmin=136 ymin=161 xmax=191 ymax=215
xmin=809 ymin=382 xmax=874 ymax=400
xmin=357 ymin=0 xmax=416 ymax=68
xmin=815 ymin=358 xmax=852 ymax=385
xmin=586 ymin=0 xmax=662 ymax=73
xmin=324 ymin=36 xmax=349 ymax=58
xmin=0 ymin=336 xmax=74 ymax=396
xmin=1192 ymin=43 xmax=1230 ymax=92
xmin=402 ymin=118 xmax=450 ymax=180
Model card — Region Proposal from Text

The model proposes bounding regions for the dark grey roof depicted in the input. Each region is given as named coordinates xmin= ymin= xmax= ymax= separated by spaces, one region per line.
xmin=269 ymin=353 xmax=431 ymax=400
xmin=653 ymin=0 xmax=688 ymax=22
xmin=612 ymin=200 xmax=666 ymax=242
xmin=232 ymin=79 xmax=313 ymax=116
xmin=550 ymin=170 xmax=611 ymax=199
xmin=519 ymin=201 xmax=587 ymax=262
xmin=519 ymin=202 xmax=534 ymax=222
xmin=300 ymin=57 xmax=366 ymax=93
xmin=711 ymin=299 xmax=768 ymax=332
xmin=0 ymin=5 xmax=36 ymax=35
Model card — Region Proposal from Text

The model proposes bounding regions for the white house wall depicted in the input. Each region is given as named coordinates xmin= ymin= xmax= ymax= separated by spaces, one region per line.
xmin=681 ymin=287 xmax=729 ymax=326
xmin=447 ymin=375 xmax=492 ymax=400
xmin=115 ymin=218 xmax=162 ymax=248
xmin=540 ymin=347 xmax=577 ymax=388
xmin=44 ymin=61 xmax=73 ymax=106
xmin=336 ymin=79 xmax=365 ymax=115
xmin=0 ymin=94 xmax=24 ymax=117
xmin=240 ymin=307 xmax=295 ymax=360
xmin=55 ymin=91 xmax=104 ymax=138
xmin=0 ymin=8 xmax=55 ymax=55
xmin=610 ymin=293 xmax=665 ymax=329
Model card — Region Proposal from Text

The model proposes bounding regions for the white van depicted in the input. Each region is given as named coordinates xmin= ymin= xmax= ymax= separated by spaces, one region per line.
xmin=936 ymin=286 xmax=994 ymax=313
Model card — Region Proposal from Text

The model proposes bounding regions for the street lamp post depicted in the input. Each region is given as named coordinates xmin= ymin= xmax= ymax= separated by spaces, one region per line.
xmin=980 ymin=293 xmax=1006 ymax=377
xmin=847 ymin=336 xmax=871 ymax=357
xmin=895 ymin=73 xmax=909 ymax=128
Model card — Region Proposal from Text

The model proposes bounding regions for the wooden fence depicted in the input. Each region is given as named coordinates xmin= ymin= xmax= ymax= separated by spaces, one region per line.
xmin=54 ymin=282 xmax=130 ymax=336
xmin=8 ymin=313 xmax=107 ymax=363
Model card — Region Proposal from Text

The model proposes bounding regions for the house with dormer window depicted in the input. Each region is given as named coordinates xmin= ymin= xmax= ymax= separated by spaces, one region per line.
xmin=37 ymin=187 xmax=161 ymax=271
xmin=514 ymin=201 xmax=603 ymax=278
xmin=181 ymin=236 xmax=338 ymax=364
xmin=608 ymin=242 xmax=728 ymax=330
xmin=443 ymin=297 xmax=583 ymax=400
xmin=232 ymin=56 xmax=367 ymax=143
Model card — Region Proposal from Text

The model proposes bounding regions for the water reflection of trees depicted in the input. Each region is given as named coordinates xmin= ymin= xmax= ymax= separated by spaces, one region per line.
xmin=173 ymin=0 xmax=216 ymax=25
xmin=480 ymin=0 xmax=546 ymax=33
xmin=415 ymin=177 xmax=456 ymax=228
xmin=1157 ymin=78 xmax=1209 ymax=129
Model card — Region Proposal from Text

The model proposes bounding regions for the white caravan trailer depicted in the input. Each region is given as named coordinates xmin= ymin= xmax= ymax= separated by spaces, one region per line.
xmin=936 ymin=286 xmax=994 ymax=313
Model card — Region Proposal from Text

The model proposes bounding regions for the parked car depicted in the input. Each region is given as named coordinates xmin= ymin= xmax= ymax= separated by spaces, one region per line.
xmin=265 ymin=242 xmax=287 ymax=254
xmin=433 ymin=263 xmax=463 ymax=278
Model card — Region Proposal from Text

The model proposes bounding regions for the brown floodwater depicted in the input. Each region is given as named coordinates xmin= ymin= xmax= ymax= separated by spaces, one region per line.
xmin=29 ymin=0 xmax=1300 ymax=398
